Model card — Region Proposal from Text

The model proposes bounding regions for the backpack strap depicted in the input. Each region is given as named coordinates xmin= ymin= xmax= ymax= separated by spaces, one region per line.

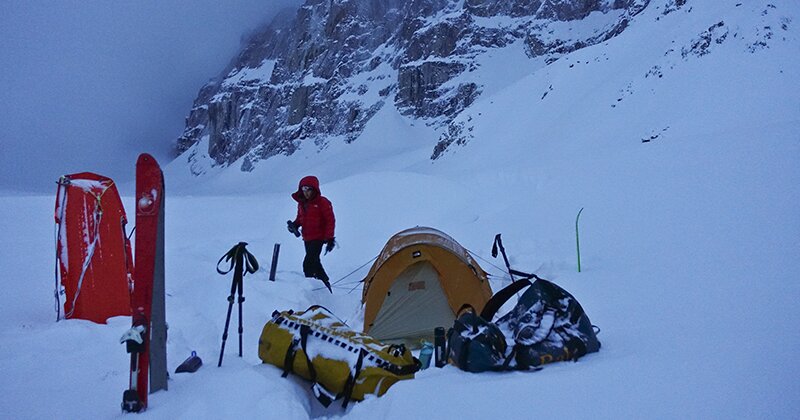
xmin=298 ymin=325 xmax=318 ymax=387
xmin=295 ymin=324 xmax=338 ymax=407
xmin=340 ymin=347 xmax=367 ymax=408
xmin=479 ymin=279 xmax=533 ymax=321
xmin=502 ymin=344 xmax=519 ymax=370
xmin=281 ymin=337 xmax=300 ymax=378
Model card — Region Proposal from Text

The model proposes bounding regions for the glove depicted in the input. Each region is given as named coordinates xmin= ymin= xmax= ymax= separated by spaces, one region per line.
xmin=324 ymin=238 xmax=336 ymax=254
xmin=287 ymin=220 xmax=300 ymax=237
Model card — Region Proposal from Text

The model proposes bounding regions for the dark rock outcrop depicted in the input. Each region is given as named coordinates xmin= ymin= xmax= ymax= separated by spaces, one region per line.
xmin=176 ymin=0 xmax=651 ymax=173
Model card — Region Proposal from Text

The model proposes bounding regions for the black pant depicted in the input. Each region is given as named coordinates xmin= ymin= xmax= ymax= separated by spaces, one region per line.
xmin=303 ymin=240 xmax=329 ymax=281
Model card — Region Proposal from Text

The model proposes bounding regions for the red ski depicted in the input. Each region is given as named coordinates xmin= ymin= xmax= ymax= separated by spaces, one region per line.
xmin=121 ymin=154 xmax=168 ymax=412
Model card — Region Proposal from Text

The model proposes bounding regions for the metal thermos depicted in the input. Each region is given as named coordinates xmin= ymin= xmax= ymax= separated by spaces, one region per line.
xmin=434 ymin=327 xmax=447 ymax=368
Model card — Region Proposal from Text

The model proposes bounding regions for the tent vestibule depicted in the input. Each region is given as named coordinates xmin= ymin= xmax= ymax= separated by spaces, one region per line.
xmin=362 ymin=227 xmax=492 ymax=347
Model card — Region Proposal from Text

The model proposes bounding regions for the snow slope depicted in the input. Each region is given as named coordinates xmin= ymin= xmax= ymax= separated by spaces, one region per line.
xmin=0 ymin=2 xmax=798 ymax=419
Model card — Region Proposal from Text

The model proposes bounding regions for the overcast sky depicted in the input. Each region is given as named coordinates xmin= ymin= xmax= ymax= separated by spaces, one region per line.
xmin=0 ymin=0 xmax=301 ymax=193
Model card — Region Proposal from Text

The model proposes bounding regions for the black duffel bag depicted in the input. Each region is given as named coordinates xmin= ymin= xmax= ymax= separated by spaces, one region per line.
xmin=447 ymin=276 xmax=601 ymax=372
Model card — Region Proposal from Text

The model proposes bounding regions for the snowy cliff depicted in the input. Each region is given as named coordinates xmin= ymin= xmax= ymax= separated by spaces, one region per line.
xmin=175 ymin=0 xmax=651 ymax=174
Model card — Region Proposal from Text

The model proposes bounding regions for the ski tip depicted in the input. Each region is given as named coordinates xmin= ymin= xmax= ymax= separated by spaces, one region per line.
xmin=136 ymin=153 xmax=156 ymax=164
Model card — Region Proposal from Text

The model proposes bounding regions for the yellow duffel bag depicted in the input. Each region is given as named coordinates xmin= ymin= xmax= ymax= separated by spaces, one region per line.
xmin=258 ymin=305 xmax=420 ymax=408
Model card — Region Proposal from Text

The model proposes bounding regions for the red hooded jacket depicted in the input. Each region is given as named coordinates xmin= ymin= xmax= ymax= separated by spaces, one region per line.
xmin=292 ymin=176 xmax=335 ymax=241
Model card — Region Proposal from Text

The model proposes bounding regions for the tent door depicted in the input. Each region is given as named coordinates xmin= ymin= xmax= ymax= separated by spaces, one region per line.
xmin=369 ymin=261 xmax=453 ymax=347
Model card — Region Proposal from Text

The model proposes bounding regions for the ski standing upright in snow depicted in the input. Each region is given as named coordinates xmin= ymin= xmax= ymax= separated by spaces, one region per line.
xmin=121 ymin=153 xmax=167 ymax=413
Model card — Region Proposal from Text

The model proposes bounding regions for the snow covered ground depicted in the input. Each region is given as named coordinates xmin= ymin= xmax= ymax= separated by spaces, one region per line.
xmin=0 ymin=2 xmax=798 ymax=419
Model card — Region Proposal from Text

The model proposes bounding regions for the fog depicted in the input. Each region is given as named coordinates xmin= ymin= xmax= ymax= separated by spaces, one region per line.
xmin=0 ymin=0 xmax=301 ymax=193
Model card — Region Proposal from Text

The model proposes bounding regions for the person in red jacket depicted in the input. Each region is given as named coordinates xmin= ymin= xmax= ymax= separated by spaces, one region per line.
xmin=287 ymin=175 xmax=335 ymax=293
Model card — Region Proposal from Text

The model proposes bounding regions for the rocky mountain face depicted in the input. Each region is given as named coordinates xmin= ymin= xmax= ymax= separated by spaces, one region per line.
xmin=176 ymin=0 xmax=654 ymax=174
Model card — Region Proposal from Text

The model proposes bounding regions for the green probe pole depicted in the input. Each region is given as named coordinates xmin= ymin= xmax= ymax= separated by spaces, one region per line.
xmin=576 ymin=207 xmax=584 ymax=272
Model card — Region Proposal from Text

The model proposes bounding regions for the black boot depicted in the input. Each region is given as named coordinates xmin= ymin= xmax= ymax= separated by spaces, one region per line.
xmin=319 ymin=276 xmax=333 ymax=294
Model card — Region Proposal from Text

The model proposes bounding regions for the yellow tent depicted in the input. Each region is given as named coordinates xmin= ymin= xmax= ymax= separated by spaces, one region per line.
xmin=362 ymin=227 xmax=493 ymax=347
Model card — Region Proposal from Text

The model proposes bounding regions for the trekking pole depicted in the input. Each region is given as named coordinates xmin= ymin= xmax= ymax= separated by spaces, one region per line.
xmin=576 ymin=208 xmax=584 ymax=273
xmin=216 ymin=242 xmax=259 ymax=367
xmin=492 ymin=234 xmax=516 ymax=282
xmin=218 ymin=273 xmax=238 ymax=367
xmin=237 ymin=275 xmax=244 ymax=358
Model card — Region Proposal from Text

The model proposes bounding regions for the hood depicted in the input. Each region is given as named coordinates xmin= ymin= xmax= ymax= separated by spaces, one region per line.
xmin=298 ymin=175 xmax=320 ymax=191
xmin=292 ymin=175 xmax=320 ymax=202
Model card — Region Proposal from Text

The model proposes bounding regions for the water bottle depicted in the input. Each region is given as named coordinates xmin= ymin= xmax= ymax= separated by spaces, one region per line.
xmin=418 ymin=341 xmax=433 ymax=369
xmin=434 ymin=327 xmax=447 ymax=368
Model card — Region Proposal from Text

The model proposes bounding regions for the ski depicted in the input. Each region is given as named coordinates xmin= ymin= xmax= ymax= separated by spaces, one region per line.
xmin=122 ymin=153 xmax=167 ymax=412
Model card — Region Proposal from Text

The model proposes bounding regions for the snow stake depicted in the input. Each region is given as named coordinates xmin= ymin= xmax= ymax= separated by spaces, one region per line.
xmin=216 ymin=242 xmax=259 ymax=367
xmin=576 ymin=208 xmax=584 ymax=272
xmin=269 ymin=243 xmax=280 ymax=282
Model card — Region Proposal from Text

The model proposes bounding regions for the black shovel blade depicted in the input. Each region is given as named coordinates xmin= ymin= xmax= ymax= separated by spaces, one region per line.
xmin=175 ymin=352 xmax=203 ymax=373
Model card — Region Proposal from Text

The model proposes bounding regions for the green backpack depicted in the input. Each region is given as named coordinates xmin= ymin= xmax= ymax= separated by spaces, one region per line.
xmin=258 ymin=305 xmax=420 ymax=408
